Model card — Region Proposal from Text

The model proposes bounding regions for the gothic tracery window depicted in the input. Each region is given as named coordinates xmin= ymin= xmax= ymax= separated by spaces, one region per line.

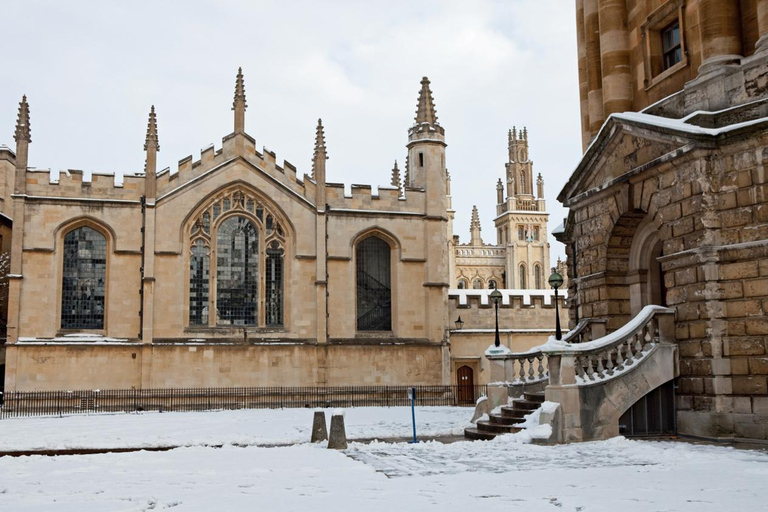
xmin=188 ymin=189 xmax=286 ymax=328
xmin=61 ymin=226 xmax=106 ymax=330
xmin=356 ymin=236 xmax=391 ymax=331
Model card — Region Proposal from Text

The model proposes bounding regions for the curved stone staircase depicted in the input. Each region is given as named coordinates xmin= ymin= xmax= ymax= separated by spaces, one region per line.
xmin=464 ymin=391 xmax=545 ymax=440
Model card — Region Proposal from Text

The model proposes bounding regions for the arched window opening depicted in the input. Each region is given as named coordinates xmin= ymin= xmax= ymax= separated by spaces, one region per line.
xmin=61 ymin=226 xmax=106 ymax=329
xmin=472 ymin=279 xmax=483 ymax=289
xmin=534 ymin=264 xmax=542 ymax=289
xmin=520 ymin=172 xmax=526 ymax=194
xmin=488 ymin=280 xmax=497 ymax=289
xmin=189 ymin=240 xmax=210 ymax=325
xmin=457 ymin=279 xmax=467 ymax=289
xmin=356 ymin=236 xmax=391 ymax=331
xmin=265 ymin=241 xmax=284 ymax=326
xmin=519 ymin=264 xmax=526 ymax=289
xmin=216 ymin=216 xmax=259 ymax=326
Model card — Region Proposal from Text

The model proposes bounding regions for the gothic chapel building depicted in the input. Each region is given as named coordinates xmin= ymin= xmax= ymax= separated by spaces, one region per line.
xmin=0 ymin=71 xmax=454 ymax=391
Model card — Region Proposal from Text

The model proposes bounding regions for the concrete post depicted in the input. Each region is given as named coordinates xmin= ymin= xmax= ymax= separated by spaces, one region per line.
xmin=698 ymin=0 xmax=743 ymax=75
xmin=311 ymin=410 xmax=328 ymax=443
xmin=327 ymin=413 xmax=348 ymax=449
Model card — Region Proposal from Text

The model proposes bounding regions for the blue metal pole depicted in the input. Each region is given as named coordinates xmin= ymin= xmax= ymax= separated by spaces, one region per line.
xmin=410 ymin=387 xmax=417 ymax=443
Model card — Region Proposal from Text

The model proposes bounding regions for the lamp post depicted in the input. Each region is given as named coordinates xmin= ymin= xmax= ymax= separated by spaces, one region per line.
xmin=548 ymin=271 xmax=564 ymax=340
xmin=454 ymin=316 xmax=464 ymax=330
xmin=489 ymin=288 xmax=502 ymax=347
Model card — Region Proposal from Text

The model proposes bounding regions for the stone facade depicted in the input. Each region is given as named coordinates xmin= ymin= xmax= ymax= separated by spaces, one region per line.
xmin=1 ymin=73 xmax=454 ymax=391
xmin=560 ymin=0 xmax=768 ymax=441
xmin=451 ymin=128 xmax=552 ymax=290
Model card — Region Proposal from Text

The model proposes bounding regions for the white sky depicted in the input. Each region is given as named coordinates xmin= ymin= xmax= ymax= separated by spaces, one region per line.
xmin=0 ymin=0 xmax=581 ymax=262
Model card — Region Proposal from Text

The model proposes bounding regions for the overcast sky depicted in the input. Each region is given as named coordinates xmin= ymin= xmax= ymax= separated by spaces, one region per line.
xmin=1 ymin=0 xmax=581 ymax=262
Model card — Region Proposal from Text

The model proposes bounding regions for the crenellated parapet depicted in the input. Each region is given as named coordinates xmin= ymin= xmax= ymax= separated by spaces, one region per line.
xmin=325 ymin=182 xmax=425 ymax=213
xmin=24 ymin=168 xmax=146 ymax=201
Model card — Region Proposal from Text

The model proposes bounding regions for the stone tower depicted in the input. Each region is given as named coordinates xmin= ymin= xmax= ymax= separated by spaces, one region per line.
xmin=494 ymin=127 xmax=550 ymax=289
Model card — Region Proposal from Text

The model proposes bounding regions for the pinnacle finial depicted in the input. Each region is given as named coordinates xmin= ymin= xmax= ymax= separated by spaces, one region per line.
xmin=471 ymin=205 xmax=480 ymax=229
xmin=312 ymin=118 xmax=328 ymax=178
xmin=144 ymin=105 xmax=159 ymax=151
xmin=497 ymin=178 xmax=503 ymax=189
xmin=512 ymin=126 xmax=517 ymax=140
xmin=508 ymin=129 xmax=513 ymax=147
xmin=233 ymin=67 xmax=247 ymax=110
xmin=14 ymin=95 xmax=31 ymax=143
xmin=414 ymin=76 xmax=438 ymax=125
xmin=390 ymin=160 xmax=402 ymax=193
xmin=523 ymin=126 xmax=528 ymax=140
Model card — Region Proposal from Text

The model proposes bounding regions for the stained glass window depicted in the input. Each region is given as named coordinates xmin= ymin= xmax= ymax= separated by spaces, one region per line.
xmin=265 ymin=242 xmax=284 ymax=326
xmin=61 ymin=226 xmax=106 ymax=329
xmin=189 ymin=240 xmax=210 ymax=325
xmin=356 ymin=236 xmax=391 ymax=331
xmin=216 ymin=216 xmax=259 ymax=325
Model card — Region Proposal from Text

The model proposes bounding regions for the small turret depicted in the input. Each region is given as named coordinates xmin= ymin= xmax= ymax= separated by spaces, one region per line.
xmin=232 ymin=67 xmax=247 ymax=134
xmin=144 ymin=106 xmax=159 ymax=200
xmin=470 ymin=205 xmax=482 ymax=246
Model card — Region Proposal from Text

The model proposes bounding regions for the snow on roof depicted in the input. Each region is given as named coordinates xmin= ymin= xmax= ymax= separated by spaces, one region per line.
xmin=552 ymin=222 xmax=565 ymax=235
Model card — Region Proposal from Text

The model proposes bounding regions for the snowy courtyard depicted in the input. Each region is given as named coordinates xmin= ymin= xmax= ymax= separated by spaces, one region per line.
xmin=1 ymin=407 xmax=767 ymax=511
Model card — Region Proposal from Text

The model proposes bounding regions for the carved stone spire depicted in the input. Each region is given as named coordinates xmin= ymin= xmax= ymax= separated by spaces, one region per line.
xmin=14 ymin=95 xmax=31 ymax=143
xmin=507 ymin=128 xmax=513 ymax=147
xmin=404 ymin=153 xmax=410 ymax=187
xmin=312 ymin=118 xmax=328 ymax=178
xmin=470 ymin=205 xmax=482 ymax=246
xmin=144 ymin=106 xmax=159 ymax=199
xmin=536 ymin=173 xmax=544 ymax=199
xmin=414 ymin=77 xmax=438 ymax=125
xmin=390 ymin=160 xmax=402 ymax=194
xmin=233 ymin=67 xmax=247 ymax=133
xmin=144 ymin=105 xmax=159 ymax=152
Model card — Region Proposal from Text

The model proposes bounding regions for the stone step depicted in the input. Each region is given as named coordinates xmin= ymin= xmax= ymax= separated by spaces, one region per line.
xmin=511 ymin=399 xmax=540 ymax=411
xmin=464 ymin=427 xmax=496 ymax=441
xmin=489 ymin=412 xmax=523 ymax=427
xmin=476 ymin=420 xmax=523 ymax=434
xmin=524 ymin=392 xmax=545 ymax=403
xmin=500 ymin=406 xmax=530 ymax=419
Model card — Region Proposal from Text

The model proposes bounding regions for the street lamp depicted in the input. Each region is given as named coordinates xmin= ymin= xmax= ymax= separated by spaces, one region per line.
xmin=548 ymin=271 xmax=564 ymax=340
xmin=489 ymin=288 xmax=502 ymax=347
xmin=454 ymin=316 xmax=464 ymax=330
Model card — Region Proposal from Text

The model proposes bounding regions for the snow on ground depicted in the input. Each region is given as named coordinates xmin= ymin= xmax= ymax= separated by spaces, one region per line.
xmin=0 ymin=437 xmax=766 ymax=511
xmin=0 ymin=406 xmax=471 ymax=452
xmin=1 ymin=408 xmax=767 ymax=511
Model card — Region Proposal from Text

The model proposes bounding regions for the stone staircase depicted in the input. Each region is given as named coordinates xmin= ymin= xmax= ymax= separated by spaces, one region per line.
xmin=464 ymin=391 xmax=545 ymax=440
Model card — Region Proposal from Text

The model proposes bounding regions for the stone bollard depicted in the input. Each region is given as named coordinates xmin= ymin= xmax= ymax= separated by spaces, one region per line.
xmin=311 ymin=410 xmax=328 ymax=443
xmin=327 ymin=411 xmax=348 ymax=449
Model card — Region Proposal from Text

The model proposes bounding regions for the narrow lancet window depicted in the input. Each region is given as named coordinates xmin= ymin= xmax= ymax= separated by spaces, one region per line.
xmin=356 ymin=236 xmax=391 ymax=331
xmin=216 ymin=216 xmax=259 ymax=325
xmin=189 ymin=240 xmax=210 ymax=325
xmin=265 ymin=242 xmax=284 ymax=326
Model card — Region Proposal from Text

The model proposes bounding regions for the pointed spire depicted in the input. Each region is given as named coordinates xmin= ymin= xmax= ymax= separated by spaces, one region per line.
xmin=471 ymin=205 xmax=480 ymax=229
xmin=144 ymin=105 xmax=159 ymax=151
xmin=523 ymin=126 xmax=528 ymax=140
xmin=233 ymin=67 xmax=247 ymax=133
xmin=414 ymin=77 xmax=438 ymax=125
xmin=312 ymin=118 xmax=328 ymax=179
xmin=390 ymin=160 xmax=402 ymax=194
xmin=14 ymin=95 xmax=31 ymax=143
xmin=512 ymin=126 xmax=517 ymax=141
xmin=507 ymin=129 xmax=513 ymax=147
xmin=470 ymin=205 xmax=482 ymax=246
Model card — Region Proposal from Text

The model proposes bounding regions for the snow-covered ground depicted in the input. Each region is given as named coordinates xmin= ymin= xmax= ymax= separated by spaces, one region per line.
xmin=0 ymin=406 xmax=469 ymax=452
xmin=1 ymin=407 xmax=767 ymax=511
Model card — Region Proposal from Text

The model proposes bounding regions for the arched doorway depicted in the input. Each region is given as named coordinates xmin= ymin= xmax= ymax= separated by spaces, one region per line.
xmin=457 ymin=365 xmax=475 ymax=404
xmin=628 ymin=217 xmax=666 ymax=316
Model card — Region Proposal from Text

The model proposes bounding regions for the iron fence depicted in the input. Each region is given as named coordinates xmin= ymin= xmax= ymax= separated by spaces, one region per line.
xmin=0 ymin=384 xmax=487 ymax=419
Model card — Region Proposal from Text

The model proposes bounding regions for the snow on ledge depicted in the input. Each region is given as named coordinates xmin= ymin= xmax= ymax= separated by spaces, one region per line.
xmin=484 ymin=343 xmax=512 ymax=357
xmin=17 ymin=333 xmax=132 ymax=344
xmin=449 ymin=288 xmax=567 ymax=307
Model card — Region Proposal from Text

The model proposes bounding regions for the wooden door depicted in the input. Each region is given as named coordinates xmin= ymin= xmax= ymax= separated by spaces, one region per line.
xmin=457 ymin=365 xmax=475 ymax=404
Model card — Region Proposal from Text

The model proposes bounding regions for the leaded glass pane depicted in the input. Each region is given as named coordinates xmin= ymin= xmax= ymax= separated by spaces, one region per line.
xmin=216 ymin=216 xmax=259 ymax=325
xmin=356 ymin=236 xmax=391 ymax=331
xmin=202 ymin=212 xmax=210 ymax=234
xmin=246 ymin=199 xmax=254 ymax=213
xmin=223 ymin=197 xmax=231 ymax=211
xmin=189 ymin=240 xmax=210 ymax=325
xmin=256 ymin=205 xmax=263 ymax=221
xmin=213 ymin=203 xmax=221 ymax=219
xmin=61 ymin=227 xmax=106 ymax=329
xmin=266 ymin=243 xmax=284 ymax=326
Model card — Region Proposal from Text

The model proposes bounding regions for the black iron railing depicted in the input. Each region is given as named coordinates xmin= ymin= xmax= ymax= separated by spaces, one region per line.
xmin=0 ymin=385 xmax=487 ymax=419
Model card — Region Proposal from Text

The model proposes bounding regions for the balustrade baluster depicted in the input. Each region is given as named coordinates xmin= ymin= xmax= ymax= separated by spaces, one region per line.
xmin=634 ymin=333 xmax=643 ymax=356
xmin=586 ymin=356 xmax=595 ymax=380
xmin=527 ymin=357 xmax=535 ymax=380
xmin=606 ymin=348 xmax=614 ymax=374
xmin=644 ymin=325 xmax=653 ymax=351
xmin=576 ymin=356 xmax=586 ymax=380
xmin=537 ymin=355 xmax=545 ymax=379
xmin=596 ymin=354 xmax=605 ymax=376
xmin=616 ymin=343 xmax=625 ymax=370
xmin=519 ymin=358 xmax=526 ymax=381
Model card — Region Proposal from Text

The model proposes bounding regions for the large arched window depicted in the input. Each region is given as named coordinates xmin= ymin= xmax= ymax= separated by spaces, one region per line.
xmin=217 ymin=216 xmax=259 ymax=325
xmin=520 ymin=171 xmax=526 ymax=194
xmin=356 ymin=236 xmax=391 ymax=331
xmin=62 ymin=226 xmax=106 ymax=329
xmin=188 ymin=189 xmax=286 ymax=328
xmin=534 ymin=264 xmax=542 ymax=289
xmin=519 ymin=264 xmax=526 ymax=289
